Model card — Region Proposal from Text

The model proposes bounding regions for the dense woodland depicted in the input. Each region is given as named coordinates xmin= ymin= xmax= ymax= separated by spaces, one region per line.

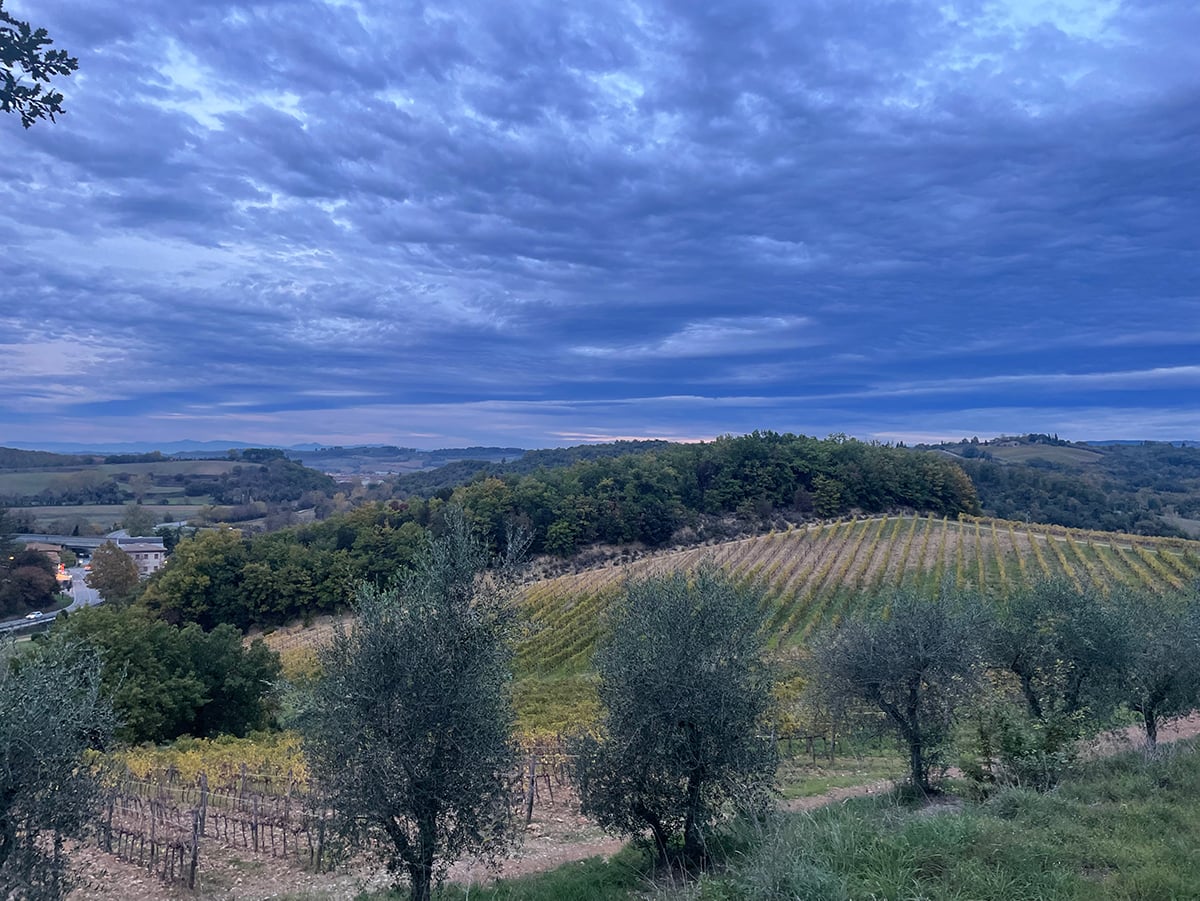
xmin=922 ymin=435 xmax=1200 ymax=537
xmin=380 ymin=440 xmax=675 ymax=496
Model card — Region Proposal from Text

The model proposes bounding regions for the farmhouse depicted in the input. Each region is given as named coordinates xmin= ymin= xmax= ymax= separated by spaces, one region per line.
xmin=116 ymin=538 xmax=167 ymax=577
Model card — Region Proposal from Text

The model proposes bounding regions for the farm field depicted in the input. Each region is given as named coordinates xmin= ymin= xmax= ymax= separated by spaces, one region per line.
xmin=971 ymin=443 xmax=1105 ymax=465
xmin=0 ymin=459 xmax=235 ymax=531
xmin=15 ymin=504 xmax=206 ymax=533
xmin=0 ymin=459 xmax=238 ymax=495
xmin=257 ymin=514 xmax=1200 ymax=738
xmin=515 ymin=514 xmax=1200 ymax=675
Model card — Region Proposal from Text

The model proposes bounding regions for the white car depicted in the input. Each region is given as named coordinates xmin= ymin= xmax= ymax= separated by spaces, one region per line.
xmin=24 ymin=611 xmax=43 ymax=620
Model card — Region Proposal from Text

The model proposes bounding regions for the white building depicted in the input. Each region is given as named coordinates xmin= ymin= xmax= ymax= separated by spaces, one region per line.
xmin=116 ymin=538 xmax=167 ymax=577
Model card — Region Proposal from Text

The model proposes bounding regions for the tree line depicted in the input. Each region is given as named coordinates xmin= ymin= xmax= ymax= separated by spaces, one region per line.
xmin=441 ymin=431 xmax=979 ymax=554
xmin=129 ymin=433 xmax=979 ymax=632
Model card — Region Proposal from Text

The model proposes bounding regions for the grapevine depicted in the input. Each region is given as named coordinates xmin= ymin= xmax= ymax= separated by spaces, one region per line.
xmin=991 ymin=520 xmax=1009 ymax=595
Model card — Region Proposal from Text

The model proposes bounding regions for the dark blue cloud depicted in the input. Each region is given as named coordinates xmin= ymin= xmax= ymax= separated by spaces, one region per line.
xmin=0 ymin=0 xmax=1197 ymax=448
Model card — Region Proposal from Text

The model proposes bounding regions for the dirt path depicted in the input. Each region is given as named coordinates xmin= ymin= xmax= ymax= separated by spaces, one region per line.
xmin=781 ymin=779 xmax=896 ymax=813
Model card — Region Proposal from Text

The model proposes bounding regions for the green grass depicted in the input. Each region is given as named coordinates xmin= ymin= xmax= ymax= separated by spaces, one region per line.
xmin=21 ymin=504 xmax=206 ymax=532
xmin=777 ymin=755 xmax=901 ymax=800
xmin=94 ymin=460 xmax=239 ymax=477
xmin=0 ymin=470 xmax=85 ymax=494
xmin=0 ymin=458 xmax=236 ymax=530
xmin=699 ymin=738 xmax=1200 ymax=900
xmin=375 ymin=740 xmax=1200 ymax=901
xmin=0 ymin=459 xmax=237 ymax=496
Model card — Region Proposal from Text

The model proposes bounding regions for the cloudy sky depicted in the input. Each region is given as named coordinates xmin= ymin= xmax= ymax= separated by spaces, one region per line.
xmin=1 ymin=0 xmax=1197 ymax=450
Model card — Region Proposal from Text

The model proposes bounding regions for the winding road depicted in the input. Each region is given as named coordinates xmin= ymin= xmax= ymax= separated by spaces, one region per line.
xmin=0 ymin=566 xmax=105 ymax=635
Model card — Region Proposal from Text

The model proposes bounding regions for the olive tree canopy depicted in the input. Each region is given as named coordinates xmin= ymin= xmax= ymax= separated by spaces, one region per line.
xmin=570 ymin=568 xmax=777 ymax=868
xmin=301 ymin=509 xmax=526 ymax=901
xmin=1 ymin=640 xmax=115 ymax=899
xmin=809 ymin=590 xmax=984 ymax=794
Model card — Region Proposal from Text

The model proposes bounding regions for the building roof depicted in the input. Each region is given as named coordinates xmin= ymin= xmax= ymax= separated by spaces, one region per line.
xmin=23 ymin=541 xmax=63 ymax=553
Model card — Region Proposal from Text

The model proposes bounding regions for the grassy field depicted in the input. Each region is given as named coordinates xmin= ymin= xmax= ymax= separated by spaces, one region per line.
xmin=93 ymin=460 xmax=240 ymax=477
xmin=383 ymin=738 xmax=1200 ymax=901
xmin=0 ymin=459 xmax=237 ymax=495
xmin=0 ymin=458 xmax=238 ymax=531
xmin=14 ymin=503 xmax=207 ymax=533
xmin=1162 ymin=513 xmax=1200 ymax=539
xmin=978 ymin=443 xmax=1105 ymax=465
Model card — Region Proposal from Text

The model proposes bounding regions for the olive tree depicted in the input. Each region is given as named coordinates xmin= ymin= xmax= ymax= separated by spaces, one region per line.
xmin=1 ymin=640 xmax=115 ymax=899
xmin=809 ymin=590 xmax=984 ymax=794
xmin=1111 ymin=588 xmax=1200 ymax=750
xmin=991 ymin=579 xmax=1129 ymax=739
xmin=300 ymin=509 xmax=525 ymax=901
xmin=570 ymin=568 xmax=777 ymax=868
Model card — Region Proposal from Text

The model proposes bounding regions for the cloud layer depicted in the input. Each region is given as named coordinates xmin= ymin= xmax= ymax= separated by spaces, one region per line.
xmin=1 ymin=0 xmax=1196 ymax=447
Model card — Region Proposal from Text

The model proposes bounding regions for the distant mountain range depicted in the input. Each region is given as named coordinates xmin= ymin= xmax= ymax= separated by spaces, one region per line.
xmin=0 ymin=441 xmax=529 ymax=474
xmin=8 ymin=440 xmax=279 ymax=455
xmin=5 ymin=440 xmax=525 ymax=457
xmin=14 ymin=437 xmax=1197 ymax=457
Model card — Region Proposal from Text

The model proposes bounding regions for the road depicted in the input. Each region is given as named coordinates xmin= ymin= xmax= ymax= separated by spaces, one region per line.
xmin=65 ymin=566 xmax=103 ymax=612
xmin=0 ymin=566 xmax=105 ymax=635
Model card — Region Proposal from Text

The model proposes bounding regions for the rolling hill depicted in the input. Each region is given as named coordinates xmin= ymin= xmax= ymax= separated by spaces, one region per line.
xmin=260 ymin=513 xmax=1200 ymax=736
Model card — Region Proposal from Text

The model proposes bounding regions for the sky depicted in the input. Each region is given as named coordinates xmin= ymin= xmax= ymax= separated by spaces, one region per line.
xmin=1 ymin=0 xmax=1197 ymax=451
